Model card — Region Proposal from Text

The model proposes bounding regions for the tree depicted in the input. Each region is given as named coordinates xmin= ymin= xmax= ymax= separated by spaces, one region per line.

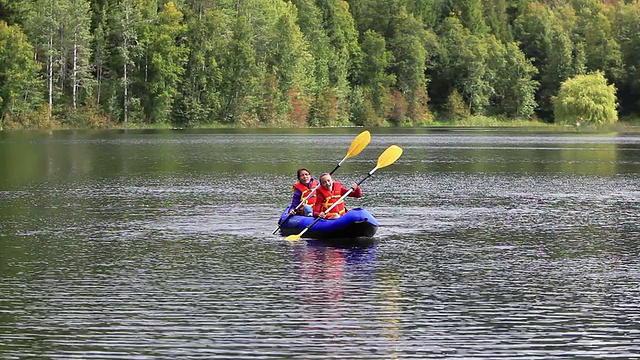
xmin=67 ymin=0 xmax=94 ymax=110
xmin=572 ymin=0 xmax=624 ymax=81
xmin=264 ymin=6 xmax=313 ymax=124
xmin=317 ymin=0 xmax=360 ymax=121
xmin=553 ymin=71 xmax=617 ymax=125
xmin=25 ymin=0 xmax=61 ymax=120
xmin=0 ymin=0 xmax=31 ymax=26
xmin=172 ymin=5 xmax=227 ymax=127
xmin=93 ymin=8 xmax=109 ymax=107
xmin=218 ymin=15 xmax=260 ymax=124
xmin=483 ymin=0 xmax=511 ymax=42
xmin=513 ymin=2 xmax=585 ymax=119
xmin=0 ymin=21 xmax=43 ymax=125
xmin=292 ymin=0 xmax=330 ymax=95
xmin=387 ymin=11 xmax=430 ymax=125
xmin=608 ymin=1 xmax=640 ymax=115
xmin=440 ymin=0 xmax=489 ymax=35
xmin=137 ymin=1 xmax=187 ymax=123
xmin=359 ymin=30 xmax=395 ymax=119
xmin=108 ymin=0 xmax=145 ymax=124
xmin=486 ymin=40 xmax=538 ymax=118
xmin=435 ymin=17 xmax=492 ymax=115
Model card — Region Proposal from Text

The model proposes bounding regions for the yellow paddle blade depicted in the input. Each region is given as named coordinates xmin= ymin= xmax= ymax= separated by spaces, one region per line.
xmin=285 ymin=234 xmax=302 ymax=241
xmin=345 ymin=130 xmax=371 ymax=158
xmin=376 ymin=145 xmax=403 ymax=169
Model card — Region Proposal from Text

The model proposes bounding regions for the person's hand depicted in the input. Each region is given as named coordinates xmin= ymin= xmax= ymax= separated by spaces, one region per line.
xmin=319 ymin=212 xmax=326 ymax=218
xmin=289 ymin=209 xmax=296 ymax=215
xmin=350 ymin=183 xmax=358 ymax=190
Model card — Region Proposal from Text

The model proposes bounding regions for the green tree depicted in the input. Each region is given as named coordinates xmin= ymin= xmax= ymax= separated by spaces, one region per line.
xmin=446 ymin=88 xmax=470 ymax=121
xmin=172 ymin=5 xmax=227 ymax=127
xmin=553 ymin=71 xmax=617 ymax=125
xmin=487 ymin=40 xmax=538 ymax=118
xmin=24 ymin=0 xmax=62 ymax=119
xmin=571 ymin=0 xmax=623 ymax=82
xmin=106 ymin=0 xmax=145 ymax=124
xmin=406 ymin=0 xmax=439 ymax=29
xmin=355 ymin=0 xmax=432 ymax=124
xmin=264 ymin=5 xmax=313 ymax=124
xmin=317 ymin=0 xmax=360 ymax=122
xmin=137 ymin=1 xmax=187 ymax=123
xmin=218 ymin=15 xmax=261 ymax=124
xmin=435 ymin=17 xmax=492 ymax=115
xmin=441 ymin=0 xmax=489 ymax=35
xmin=513 ymin=2 xmax=585 ymax=119
xmin=609 ymin=1 xmax=640 ymax=115
xmin=292 ymin=0 xmax=330 ymax=95
xmin=359 ymin=29 xmax=395 ymax=119
xmin=0 ymin=0 xmax=31 ymax=26
xmin=483 ymin=0 xmax=511 ymax=42
xmin=513 ymin=1 xmax=555 ymax=70
xmin=0 ymin=21 xmax=43 ymax=126
xmin=67 ymin=0 xmax=94 ymax=110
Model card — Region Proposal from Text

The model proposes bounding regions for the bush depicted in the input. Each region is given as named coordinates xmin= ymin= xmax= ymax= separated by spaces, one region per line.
xmin=446 ymin=89 xmax=470 ymax=122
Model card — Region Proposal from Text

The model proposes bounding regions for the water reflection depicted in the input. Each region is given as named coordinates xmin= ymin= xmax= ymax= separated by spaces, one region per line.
xmin=1 ymin=129 xmax=640 ymax=358
xmin=293 ymin=244 xmax=378 ymax=305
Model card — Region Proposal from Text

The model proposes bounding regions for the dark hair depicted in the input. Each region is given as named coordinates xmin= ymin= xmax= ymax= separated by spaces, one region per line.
xmin=296 ymin=168 xmax=311 ymax=179
xmin=318 ymin=172 xmax=331 ymax=180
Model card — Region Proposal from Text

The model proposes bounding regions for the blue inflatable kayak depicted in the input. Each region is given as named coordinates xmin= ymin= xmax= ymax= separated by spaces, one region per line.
xmin=278 ymin=207 xmax=379 ymax=240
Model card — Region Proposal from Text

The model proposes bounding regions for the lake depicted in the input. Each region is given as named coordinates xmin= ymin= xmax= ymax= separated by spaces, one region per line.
xmin=1 ymin=128 xmax=639 ymax=358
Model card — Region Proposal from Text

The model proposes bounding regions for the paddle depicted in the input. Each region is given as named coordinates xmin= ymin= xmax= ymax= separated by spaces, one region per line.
xmin=285 ymin=145 xmax=403 ymax=242
xmin=272 ymin=130 xmax=371 ymax=234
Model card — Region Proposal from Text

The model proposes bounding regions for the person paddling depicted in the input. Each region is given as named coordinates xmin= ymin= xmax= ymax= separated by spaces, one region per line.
xmin=313 ymin=172 xmax=361 ymax=220
xmin=289 ymin=168 xmax=318 ymax=216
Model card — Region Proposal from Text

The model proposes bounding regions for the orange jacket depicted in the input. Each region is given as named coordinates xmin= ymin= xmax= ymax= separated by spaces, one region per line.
xmin=313 ymin=181 xmax=362 ymax=217
xmin=292 ymin=180 xmax=319 ymax=209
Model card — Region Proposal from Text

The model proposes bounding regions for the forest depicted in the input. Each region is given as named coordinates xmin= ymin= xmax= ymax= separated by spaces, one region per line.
xmin=0 ymin=0 xmax=638 ymax=129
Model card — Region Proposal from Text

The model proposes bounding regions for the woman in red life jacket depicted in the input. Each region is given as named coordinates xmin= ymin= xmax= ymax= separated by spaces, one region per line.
xmin=289 ymin=168 xmax=319 ymax=216
xmin=313 ymin=172 xmax=362 ymax=220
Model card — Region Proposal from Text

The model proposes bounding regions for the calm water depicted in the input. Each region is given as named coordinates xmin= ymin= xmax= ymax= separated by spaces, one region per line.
xmin=1 ymin=128 xmax=639 ymax=359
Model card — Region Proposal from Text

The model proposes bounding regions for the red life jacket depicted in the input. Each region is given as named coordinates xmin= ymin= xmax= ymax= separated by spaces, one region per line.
xmin=316 ymin=181 xmax=346 ymax=217
xmin=293 ymin=180 xmax=319 ymax=207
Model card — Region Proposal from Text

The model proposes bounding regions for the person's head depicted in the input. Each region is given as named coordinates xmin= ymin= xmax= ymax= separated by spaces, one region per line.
xmin=296 ymin=168 xmax=312 ymax=185
xmin=319 ymin=172 xmax=333 ymax=190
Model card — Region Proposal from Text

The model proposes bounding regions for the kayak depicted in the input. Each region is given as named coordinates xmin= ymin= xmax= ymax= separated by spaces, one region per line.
xmin=278 ymin=207 xmax=379 ymax=240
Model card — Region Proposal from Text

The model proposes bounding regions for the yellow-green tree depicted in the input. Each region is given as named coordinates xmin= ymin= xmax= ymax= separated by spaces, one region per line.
xmin=0 ymin=21 xmax=43 ymax=127
xmin=553 ymin=71 xmax=617 ymax=125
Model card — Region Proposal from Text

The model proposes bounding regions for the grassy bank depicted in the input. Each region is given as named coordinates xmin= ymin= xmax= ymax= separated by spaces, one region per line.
xmin=2 ymin=115 xmax=640 ymax=132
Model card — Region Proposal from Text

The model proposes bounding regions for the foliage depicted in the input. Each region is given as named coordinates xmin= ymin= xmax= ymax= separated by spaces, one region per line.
xmin=609 ymin=1 xmax=640 ymax=114
xmin=0 ymin=21 xmax=43 ymax=125
xmin=309 ymin=87 xmax=338 ymax=127
xmin=553 ymin=71 xmax=617 ymax=125
xmin=446 ymin=89 xmax=470 ymax=121
xmin=2 ymin=0 xmax=640 ymax=129
xmin=359 ymin=29 xmax=395 ymax=119
xmin=486 ymin=39 xmax=539 ymax=118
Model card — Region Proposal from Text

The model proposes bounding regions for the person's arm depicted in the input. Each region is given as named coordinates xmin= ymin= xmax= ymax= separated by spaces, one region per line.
xmin=289 ymin=189 xmax=302 ymax=214
xmin=341 ymin=184 xmax=362 ymax=198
